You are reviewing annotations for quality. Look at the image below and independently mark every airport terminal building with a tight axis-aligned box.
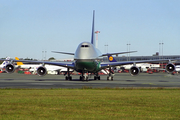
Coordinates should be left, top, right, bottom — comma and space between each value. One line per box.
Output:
102, 55, 180, 64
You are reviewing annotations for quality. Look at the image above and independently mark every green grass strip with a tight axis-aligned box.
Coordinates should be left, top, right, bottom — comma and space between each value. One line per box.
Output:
0, 89, 180, 119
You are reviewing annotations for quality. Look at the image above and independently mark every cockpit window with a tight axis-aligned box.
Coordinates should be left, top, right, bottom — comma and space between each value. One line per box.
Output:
81, 45, 89, 47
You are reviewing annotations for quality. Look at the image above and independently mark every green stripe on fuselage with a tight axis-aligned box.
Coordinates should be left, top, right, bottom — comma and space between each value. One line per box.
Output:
75, 60, 100, 72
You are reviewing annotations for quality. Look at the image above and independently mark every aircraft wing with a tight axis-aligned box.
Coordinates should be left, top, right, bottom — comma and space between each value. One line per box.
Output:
101, 51, 137, 56
51, 51, 74, 55
0, 59, 75, 69
100, 59, 174, 69
40, 61, 75, 69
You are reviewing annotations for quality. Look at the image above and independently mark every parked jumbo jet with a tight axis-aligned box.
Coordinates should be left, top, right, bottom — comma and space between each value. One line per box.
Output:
1, 11, 176, 81
107, 55, 160, 73
15, 57, 73, 74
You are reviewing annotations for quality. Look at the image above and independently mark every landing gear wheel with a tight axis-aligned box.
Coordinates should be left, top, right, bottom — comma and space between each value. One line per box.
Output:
65, 76, 72, 80
94, 75, 100, 80
98, 76, 100, 80
86, 77, 88, 81
111, 77, 113, 81
80, 76, 86, 81
80, 76, 82, 81
107, 76, 113, 80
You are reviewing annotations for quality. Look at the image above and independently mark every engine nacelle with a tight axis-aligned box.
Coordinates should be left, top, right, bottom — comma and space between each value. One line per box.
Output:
5, 64, 15, 73
129, 66, 140, 76
37, 66, 47, 76
165, 63, 175, 73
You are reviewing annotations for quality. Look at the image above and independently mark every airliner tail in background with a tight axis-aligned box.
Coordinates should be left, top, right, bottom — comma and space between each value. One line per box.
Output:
108, 55, 117, 62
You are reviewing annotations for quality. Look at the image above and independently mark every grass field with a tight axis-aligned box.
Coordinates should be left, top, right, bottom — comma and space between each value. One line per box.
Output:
0, 88, 180, 120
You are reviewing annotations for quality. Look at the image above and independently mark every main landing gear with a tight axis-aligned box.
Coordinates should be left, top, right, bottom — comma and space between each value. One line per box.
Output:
79, 72, 101, 81
65, 76, 72, 80
65, 68, 72, 80
107, 67, 114, 81
64, 70, 101, 81
94, 73, 100, 80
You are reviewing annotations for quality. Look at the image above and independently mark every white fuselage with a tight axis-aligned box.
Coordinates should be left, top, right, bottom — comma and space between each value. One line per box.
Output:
74, 42, 101, 60
175, 65, 180, 72
74, 42, 102, 73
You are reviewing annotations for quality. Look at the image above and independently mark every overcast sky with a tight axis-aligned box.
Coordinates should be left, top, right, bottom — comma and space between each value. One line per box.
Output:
1, 0, 180, 60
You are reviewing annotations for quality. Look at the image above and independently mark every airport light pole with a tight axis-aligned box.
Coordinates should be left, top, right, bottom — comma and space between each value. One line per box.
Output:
159, 42, 164, 59
105, 44, 108, 53
159, 42, 164, 69
42, 51, 44, 60
42, 51, 47, 61
162, 42, 164, 59
127, 43, 131, 61
159, 43, 161, 59
159, 43, 161, 69
45, 51, 47, 60
95, 31, 100, 48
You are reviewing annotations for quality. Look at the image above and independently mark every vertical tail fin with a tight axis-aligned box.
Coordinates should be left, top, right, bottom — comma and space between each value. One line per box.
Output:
15, 57, 24, 65
91, 10, 95, 45
108, 55, 117, 62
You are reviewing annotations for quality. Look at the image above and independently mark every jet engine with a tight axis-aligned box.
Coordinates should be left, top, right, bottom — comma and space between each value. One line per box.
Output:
129, 66, 140, 76
5, 64, 15, 73
165, 63, 175, 73
37, 66, 47, 76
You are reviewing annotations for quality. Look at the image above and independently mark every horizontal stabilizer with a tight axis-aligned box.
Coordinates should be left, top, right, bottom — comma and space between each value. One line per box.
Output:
52, 51, 74, 55
101, 51, 137, 56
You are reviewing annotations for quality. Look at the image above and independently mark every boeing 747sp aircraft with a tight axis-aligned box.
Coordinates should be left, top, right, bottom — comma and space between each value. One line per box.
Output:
1, 11, 176, 80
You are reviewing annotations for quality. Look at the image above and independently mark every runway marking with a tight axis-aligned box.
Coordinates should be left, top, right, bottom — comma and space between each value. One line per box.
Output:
142, 83, 156, 85
29, 83, 54, 85
159, 80, 169, 82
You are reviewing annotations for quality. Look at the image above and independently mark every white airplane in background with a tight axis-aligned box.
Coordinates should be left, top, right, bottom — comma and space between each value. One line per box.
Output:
0, 57, 11, 70
15, 57, 40, 69
1, 11, 177, 81
15, 57, 73, 74
175, 65, 180, 72
119, 63, 159, 72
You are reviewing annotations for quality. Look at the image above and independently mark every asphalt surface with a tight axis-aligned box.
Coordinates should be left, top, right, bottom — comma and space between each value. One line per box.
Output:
0, 72, 180, 89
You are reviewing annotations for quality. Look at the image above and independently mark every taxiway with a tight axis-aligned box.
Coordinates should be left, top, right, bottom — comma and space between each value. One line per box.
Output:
0, 73, 180, 89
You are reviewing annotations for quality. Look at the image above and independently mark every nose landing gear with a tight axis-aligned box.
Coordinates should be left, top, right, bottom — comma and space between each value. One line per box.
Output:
80, 72, 89, 81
